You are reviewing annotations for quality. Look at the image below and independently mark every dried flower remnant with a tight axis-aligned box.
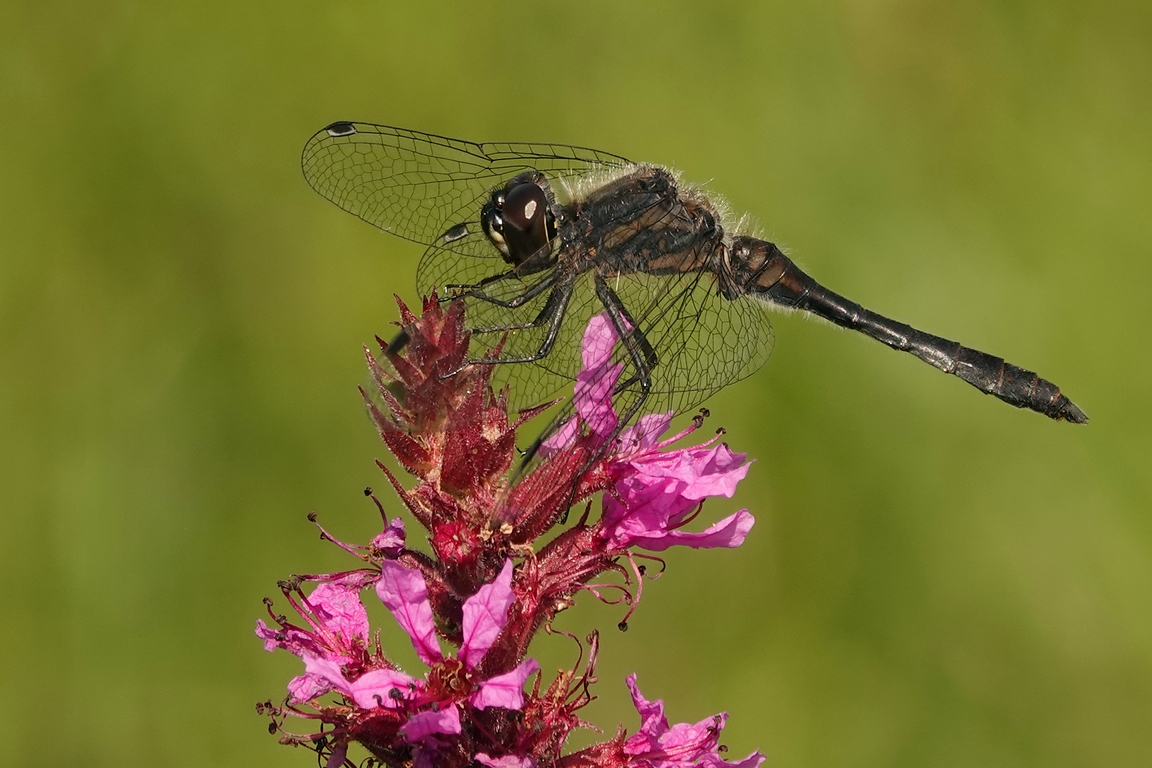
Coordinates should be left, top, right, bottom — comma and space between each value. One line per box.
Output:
256, 296, 764, 768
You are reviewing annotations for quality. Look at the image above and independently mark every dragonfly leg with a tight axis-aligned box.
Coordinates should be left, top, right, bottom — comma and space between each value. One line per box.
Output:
594, 275, 654, 424
442, 279, 575, 376
441, 267, 520, 298
465, 270, 559, 312
442, 242, 557, 300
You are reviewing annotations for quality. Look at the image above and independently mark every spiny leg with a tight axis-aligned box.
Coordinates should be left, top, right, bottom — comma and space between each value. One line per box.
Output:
594, 274, 655, 430
444, 278, 576, 376
466, 271, 560, 317
391, 271, 558, 355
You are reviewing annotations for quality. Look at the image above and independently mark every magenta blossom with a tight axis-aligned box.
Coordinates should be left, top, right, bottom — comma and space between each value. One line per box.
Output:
304, 560, 539, 743
255, 515, 407, 704
623, 675, 765, 768
601, 411, 754, 551
544, 313, 756, 552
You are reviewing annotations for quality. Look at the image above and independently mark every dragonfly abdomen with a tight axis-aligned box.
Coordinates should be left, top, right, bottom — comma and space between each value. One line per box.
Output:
729, 236, 1087, 423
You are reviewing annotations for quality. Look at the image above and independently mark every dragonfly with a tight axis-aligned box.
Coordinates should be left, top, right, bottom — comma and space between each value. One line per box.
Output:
301, 121, 1087, 453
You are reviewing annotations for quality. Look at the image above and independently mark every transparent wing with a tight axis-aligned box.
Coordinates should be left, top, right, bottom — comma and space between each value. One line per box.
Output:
615, 270, 775, 410
548, 269, 774, 428
301, 121, 630, 250
444, 254, 775, 422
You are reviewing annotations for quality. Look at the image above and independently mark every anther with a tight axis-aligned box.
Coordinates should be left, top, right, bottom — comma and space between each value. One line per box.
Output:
363, 487, 372, 496
307, 511, 318, 522
617, 621, 629, 632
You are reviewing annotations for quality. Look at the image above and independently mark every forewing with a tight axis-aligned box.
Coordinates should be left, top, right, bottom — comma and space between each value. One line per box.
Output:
301, 121, 629, 250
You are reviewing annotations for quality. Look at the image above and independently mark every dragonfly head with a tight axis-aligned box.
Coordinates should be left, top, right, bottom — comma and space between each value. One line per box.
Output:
481, 171, 558, 267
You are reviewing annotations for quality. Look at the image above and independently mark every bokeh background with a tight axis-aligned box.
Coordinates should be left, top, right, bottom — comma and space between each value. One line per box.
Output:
3, 1, 1150, 766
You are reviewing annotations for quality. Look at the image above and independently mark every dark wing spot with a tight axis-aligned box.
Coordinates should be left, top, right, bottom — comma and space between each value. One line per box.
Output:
442, 223, 470, 242
324, 121, 357, 137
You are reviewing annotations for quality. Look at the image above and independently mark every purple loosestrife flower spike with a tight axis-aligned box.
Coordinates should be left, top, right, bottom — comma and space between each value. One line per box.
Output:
256, 296, 763, 768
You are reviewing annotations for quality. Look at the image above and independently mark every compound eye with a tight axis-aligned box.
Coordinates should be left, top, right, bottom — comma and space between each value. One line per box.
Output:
502, 183, 547, 234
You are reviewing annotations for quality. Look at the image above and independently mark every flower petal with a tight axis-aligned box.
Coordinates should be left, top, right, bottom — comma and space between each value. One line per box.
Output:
625, 673, 669, 750
254, 619, 284, 653
347, 668, 421, 710
580, 313, 619, 369
611, 508, 756, 552
307, 582, 370, 645
459, 559, 516, 669
574, 360, 622, 439
723, 751, 769, 768
572, 314, 625, 438
539, 413, 580, 454
372, 516, 407, 557
287, 672, 332, 704
376, 560, 442, 666
325, 742, 349, 768
302, 654, 353, 697
623, 444, 749, 500
617, 411, 673, 452
475, 754, 536, 768
470, 658, 540, 710
400, 704, 462, 742
255, 620, 323, 658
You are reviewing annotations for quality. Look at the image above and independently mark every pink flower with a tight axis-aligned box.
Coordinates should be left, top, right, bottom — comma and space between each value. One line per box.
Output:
601, 414, 754, 552
543, 313, 756, 552
372, 515, 407, 556
623, 675, 765, 768
255, 573, 377, 703
255, 515, 409, 705
304, 559, 539, 746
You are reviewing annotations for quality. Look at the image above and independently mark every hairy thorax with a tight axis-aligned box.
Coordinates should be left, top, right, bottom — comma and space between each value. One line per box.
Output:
555, 165, 732, 282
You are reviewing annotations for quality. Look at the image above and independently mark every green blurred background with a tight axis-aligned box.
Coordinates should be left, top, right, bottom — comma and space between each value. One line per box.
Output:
2, 1, 1150, 766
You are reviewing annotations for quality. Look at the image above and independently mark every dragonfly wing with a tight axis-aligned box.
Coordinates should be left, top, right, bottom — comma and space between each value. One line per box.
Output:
302, 122, 630, 250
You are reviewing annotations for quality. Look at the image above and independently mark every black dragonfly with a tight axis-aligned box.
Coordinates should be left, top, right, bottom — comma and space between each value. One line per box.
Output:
302, 122, 1087, 449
